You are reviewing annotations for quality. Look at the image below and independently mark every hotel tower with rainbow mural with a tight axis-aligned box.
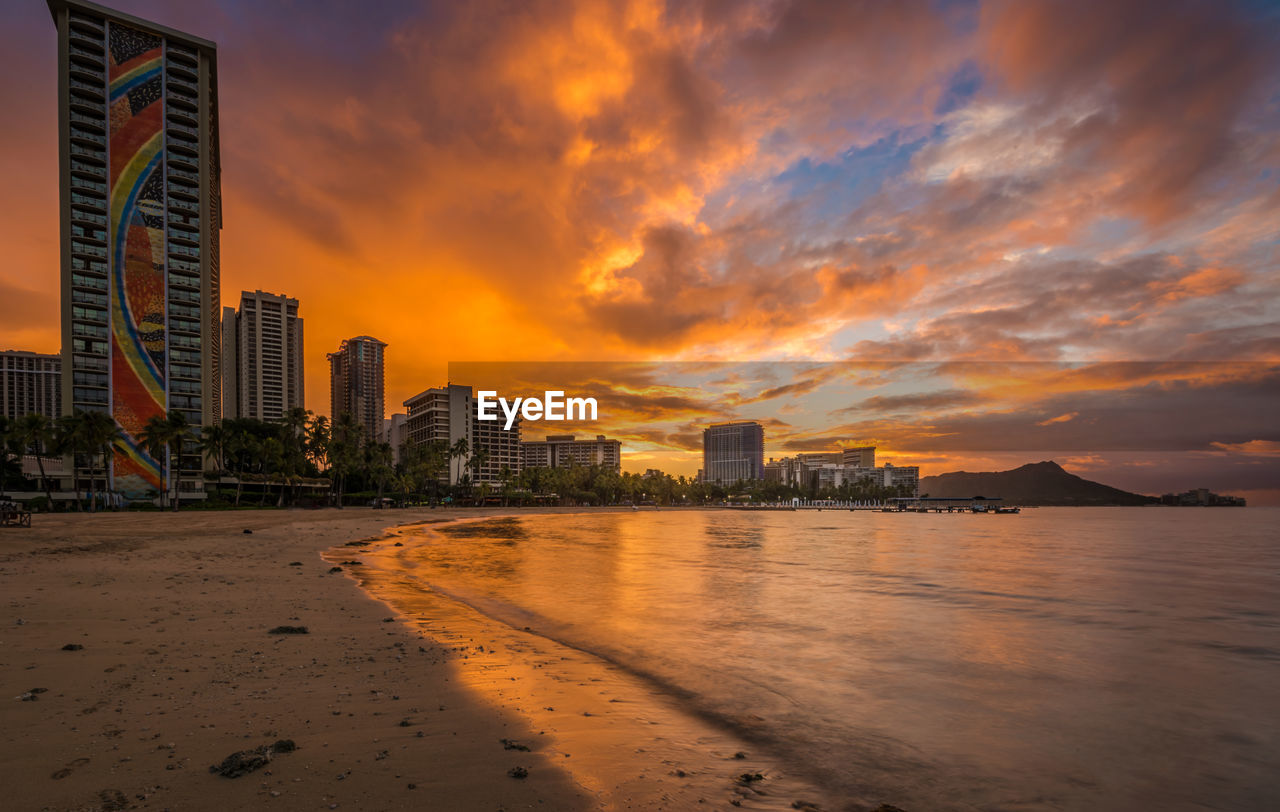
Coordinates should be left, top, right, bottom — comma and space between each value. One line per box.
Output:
49, 0, 220, 499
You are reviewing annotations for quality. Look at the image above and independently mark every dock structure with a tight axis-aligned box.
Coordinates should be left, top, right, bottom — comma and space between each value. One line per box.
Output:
719, 497, 1020, 513
888, 496, 1014, 513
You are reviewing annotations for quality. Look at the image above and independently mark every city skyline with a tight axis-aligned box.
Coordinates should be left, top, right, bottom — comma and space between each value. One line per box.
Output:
1, 0, 1277, 502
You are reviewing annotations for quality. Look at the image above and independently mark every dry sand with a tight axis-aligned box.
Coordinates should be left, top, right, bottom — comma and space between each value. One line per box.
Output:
1, 508, 832, 812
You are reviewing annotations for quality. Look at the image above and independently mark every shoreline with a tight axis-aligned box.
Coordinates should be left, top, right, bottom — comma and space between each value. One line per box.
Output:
327, 511, 834, 811
0, 507, 834, 812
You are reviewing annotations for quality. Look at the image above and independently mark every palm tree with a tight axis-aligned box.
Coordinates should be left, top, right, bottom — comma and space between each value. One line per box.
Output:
14, 413, 56, 507
449, 437, 469, 489
468, 445, 490, 499
306, 414, 331, 477
0, 416, 16, 499
367, 441, 394, 505
197, 422, 229, 474
141, 415, 172, 509
0, 416, 20, 498
261, 436, 285, 507
164, 412, 194, 511
80, 410, 121, 513
140, 412, 193, 511
54, 412, 88, 510
498, 464, 513, 507
329, 411, 363, 508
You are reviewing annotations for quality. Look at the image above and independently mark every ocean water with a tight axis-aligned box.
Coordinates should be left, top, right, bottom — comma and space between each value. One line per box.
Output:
391, 508, 1280, 811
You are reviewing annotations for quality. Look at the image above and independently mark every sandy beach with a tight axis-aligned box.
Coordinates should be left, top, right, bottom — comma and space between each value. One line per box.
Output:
1, 508, 830, 812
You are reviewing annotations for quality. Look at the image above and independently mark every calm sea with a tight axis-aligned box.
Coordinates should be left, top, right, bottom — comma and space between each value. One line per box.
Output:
394, 508, 1280, 811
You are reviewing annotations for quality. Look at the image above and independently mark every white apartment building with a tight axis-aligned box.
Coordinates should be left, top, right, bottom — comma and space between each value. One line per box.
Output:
221, 290, 304, 421
521, 434, 622, 472
403, 383, 519, 485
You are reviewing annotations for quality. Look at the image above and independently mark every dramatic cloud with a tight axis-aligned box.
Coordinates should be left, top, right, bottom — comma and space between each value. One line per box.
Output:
1, 0, 1277, 497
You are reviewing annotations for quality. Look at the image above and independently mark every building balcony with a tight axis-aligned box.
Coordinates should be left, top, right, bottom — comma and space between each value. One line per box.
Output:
68, 64, 104, 84
70, 240, 107, 259
69, 49, 105, 71
165, 61, 198, 81
69, 110, 105, 130
70, 174, 106, 194
71, 191, 106, 211
68, 16, 104, 36
69, 77, 104, 97
71, 273, 108, 292
167, 121, 199, 139
167, 74, 198, 95
69, 142, 105, 163
168, 196, 199, 214
167, 107, 198, 127
69, 95, 105, 116
167, 94, 198, 115
167, 182, 199, 202
70, 127, 106, 146
72, 322, 108, 338
68, 29, 103, 50
168, 166, 200, 185
167, 140, 199, 160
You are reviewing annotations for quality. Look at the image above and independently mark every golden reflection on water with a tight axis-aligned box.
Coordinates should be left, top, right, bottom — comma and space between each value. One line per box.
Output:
366, 508, 1280, 812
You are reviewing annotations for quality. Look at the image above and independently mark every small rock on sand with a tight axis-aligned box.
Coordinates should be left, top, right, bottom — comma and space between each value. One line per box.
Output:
209, 739, 297, 778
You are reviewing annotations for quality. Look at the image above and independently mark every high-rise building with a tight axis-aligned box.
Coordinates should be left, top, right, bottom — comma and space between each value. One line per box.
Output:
1, 350, 62, 421
384, 413, 408, 463
841, 446, 876, 468
702, 421, 764, 484
521, 434, 621, 472
221, 290, 304, 421
328, 336, 385, 441
403, 383, 520, 485
49, 0, 221, 498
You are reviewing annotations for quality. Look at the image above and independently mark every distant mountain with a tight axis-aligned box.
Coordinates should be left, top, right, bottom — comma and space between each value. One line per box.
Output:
918, 461, 1157, 506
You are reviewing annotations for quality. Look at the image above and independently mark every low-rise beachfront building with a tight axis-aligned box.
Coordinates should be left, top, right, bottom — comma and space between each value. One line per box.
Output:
762, 446, 919, 497
521, 434, 621, 472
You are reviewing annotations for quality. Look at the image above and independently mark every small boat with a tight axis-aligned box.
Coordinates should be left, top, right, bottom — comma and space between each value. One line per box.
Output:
993, 506, 1021, 514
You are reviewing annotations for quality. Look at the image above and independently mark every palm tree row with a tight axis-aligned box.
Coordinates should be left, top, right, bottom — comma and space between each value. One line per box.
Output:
0, 409, 123, 511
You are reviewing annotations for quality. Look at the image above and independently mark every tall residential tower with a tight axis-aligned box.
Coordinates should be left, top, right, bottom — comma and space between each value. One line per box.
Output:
221, 290, 304, 421
328, 336, 386, 442
0, 350, 62, 421
50, 0, 221, 497
702, 421, 764, 484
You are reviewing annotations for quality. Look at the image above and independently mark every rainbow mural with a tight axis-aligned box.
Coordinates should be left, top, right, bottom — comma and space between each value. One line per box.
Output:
108, 23, 166, 496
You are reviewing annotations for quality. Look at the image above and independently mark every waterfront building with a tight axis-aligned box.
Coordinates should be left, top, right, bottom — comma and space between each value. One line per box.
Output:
763, 450, 918, 497
327, 336, 385, 442
521, 434, 621, 472
1, 350, 62, 421
702, 421, 764, 484
384, 413, 407, 462
403, 383, 520, 485
1159, 488, 1246, 507
49, 0, 222, 498
221, 290, 303, 421
841, 446, 876, 468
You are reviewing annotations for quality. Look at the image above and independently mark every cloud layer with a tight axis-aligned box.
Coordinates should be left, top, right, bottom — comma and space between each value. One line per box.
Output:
1, 0, 1277, 496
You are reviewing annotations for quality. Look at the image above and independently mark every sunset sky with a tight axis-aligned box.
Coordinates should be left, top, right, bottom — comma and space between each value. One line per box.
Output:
1, 0, 1278, 499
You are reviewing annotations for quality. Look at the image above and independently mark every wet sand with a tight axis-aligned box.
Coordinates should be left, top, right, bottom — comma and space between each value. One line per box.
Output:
0, 508, 831, 811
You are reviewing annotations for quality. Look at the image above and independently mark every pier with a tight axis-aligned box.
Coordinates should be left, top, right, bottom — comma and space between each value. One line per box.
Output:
721, 496, 1019, 513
